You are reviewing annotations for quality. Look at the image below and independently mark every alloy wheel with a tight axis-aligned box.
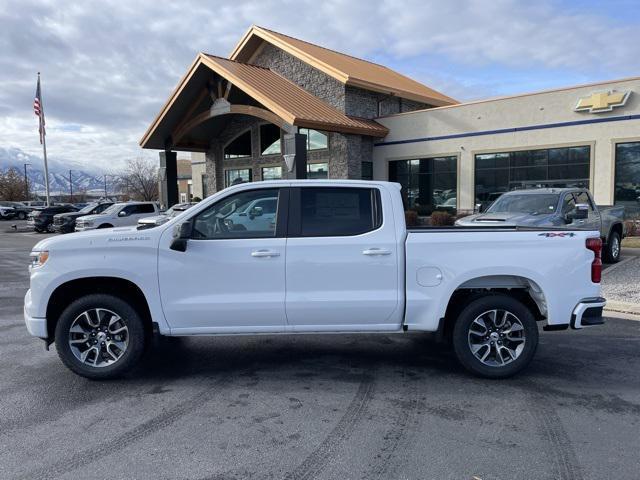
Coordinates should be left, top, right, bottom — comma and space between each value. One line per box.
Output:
611, 236, 620, 259
467, 309, 526, 367
68, 308, 129, 367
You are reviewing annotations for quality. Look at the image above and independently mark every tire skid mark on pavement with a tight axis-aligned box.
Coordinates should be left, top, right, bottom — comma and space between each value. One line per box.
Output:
360, 368, 420, 480
522, 379, 583, 480
17, 370, 246, 480
283, 371, 376, 480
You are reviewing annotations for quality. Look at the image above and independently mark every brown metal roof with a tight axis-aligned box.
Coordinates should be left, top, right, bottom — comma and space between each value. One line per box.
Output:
230, 26, 458, 107
139, 54, 388, 149
202, 55, 388, 136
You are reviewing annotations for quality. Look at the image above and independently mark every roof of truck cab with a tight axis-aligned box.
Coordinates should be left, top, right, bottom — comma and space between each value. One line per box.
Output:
501, 188, 583, 195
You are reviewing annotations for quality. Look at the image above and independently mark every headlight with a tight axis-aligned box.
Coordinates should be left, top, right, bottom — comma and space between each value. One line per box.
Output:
81, 220, 93, 227
30, 250, 49, 268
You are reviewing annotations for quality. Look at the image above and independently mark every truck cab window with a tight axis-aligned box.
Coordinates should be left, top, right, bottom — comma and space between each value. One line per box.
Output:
299, 187, 380, 237
192, 188, 280, 239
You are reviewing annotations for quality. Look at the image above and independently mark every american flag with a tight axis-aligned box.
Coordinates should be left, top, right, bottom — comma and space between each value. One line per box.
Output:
34, 75, 45, 144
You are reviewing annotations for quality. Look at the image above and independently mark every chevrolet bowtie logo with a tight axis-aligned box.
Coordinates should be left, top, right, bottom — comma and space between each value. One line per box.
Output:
575, 90, 631, 113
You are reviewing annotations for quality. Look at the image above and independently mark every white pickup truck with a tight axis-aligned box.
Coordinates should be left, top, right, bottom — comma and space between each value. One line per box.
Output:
75, 201, 160, 231
25, 180, 606, 380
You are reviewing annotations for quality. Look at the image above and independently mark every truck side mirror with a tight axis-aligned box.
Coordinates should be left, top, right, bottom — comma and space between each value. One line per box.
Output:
170, 220, 193, 252
118, 210, 128, 217
249, 206, 263, 219
574, 204, 589, 220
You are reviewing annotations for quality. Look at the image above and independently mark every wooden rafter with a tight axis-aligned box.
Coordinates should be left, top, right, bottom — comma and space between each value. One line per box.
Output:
172, 103, 294, 145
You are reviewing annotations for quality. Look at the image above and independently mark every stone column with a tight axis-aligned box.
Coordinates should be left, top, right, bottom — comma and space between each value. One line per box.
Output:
205, 141, 225, 193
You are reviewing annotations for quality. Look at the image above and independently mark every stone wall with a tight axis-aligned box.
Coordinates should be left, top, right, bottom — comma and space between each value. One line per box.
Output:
251, 43, 345, 111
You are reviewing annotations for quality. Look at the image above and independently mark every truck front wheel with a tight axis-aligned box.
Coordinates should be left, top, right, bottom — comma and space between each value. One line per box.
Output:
54, 294, 146, 380
452, 294, 538, 378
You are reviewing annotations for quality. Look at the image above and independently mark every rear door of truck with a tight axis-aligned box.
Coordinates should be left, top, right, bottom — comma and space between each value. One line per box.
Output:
284, 184, 403, 331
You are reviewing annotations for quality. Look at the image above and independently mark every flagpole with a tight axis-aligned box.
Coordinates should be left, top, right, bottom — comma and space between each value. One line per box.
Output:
38, 72, 51, 207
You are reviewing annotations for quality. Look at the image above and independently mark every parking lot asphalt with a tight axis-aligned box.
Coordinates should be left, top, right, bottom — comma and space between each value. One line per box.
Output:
1, 225, 639, 480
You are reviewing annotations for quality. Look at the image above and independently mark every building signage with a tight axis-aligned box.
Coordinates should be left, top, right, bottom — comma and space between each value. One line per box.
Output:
574, 90, 631, 113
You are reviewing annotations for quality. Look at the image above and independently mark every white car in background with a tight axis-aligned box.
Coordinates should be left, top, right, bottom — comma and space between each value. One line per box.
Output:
137, 202, 197, 230
223, 196, 278, 232
75, 202, 159, 231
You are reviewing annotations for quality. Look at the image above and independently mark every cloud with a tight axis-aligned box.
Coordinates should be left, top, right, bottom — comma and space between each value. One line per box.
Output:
0, 0, 639, 172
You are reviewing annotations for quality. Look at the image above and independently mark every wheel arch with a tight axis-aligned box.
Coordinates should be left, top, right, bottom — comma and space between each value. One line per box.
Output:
46, 276, 153, 341
607, 222, 623, 243
440, 275, 547, 341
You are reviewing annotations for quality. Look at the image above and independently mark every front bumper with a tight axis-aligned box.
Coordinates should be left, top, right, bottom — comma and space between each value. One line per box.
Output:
571, 297, 606, 329
24, 289, 47, 338
53, 223, 74, 233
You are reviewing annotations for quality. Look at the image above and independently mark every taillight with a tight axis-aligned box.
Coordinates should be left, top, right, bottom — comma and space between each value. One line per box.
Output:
586, 238, 602, 283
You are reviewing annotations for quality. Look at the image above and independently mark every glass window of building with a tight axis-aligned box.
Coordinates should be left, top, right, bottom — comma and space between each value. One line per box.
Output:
475, 146, 590, 208
362, 161, 373, 180
615, 142, 640, 216
299, 128, 328, 151
308, 163, 329, 179
225, 168, 252, 187
262, 166, 282, 180
224, 130, 252, 159
388, 156, 457, 215
260, 124, 281, 156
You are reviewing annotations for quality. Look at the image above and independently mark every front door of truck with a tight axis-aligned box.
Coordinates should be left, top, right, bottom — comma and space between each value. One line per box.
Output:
158, 187, 287, 332
285, 186, 402, 330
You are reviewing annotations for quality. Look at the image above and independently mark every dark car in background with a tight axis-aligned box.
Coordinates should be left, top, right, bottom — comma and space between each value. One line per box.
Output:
456, 188, 626, 262
52, 202, 114, 233
0, 201, 33, 220
28, 205, 78, 233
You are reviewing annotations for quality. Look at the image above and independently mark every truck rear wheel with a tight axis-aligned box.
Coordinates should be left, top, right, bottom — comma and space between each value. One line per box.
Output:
603, 231, 621, 263
54, 294, 146, 380
452, 294, 538, 378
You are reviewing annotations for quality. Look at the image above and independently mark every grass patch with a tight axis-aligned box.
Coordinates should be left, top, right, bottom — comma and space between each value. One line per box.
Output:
622, 237, 640, 248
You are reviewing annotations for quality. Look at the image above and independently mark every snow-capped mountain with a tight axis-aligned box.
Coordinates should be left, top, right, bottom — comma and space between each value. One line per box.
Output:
0, 147, 109, 195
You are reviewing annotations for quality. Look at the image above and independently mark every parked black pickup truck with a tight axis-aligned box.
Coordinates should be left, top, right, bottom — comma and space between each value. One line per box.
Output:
457, 188, 626, 262
28, 205, 78, 233
52, 202, 113, 233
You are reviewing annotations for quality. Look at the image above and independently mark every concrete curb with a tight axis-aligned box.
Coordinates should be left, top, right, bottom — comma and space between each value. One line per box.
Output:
604, 300, 640, 318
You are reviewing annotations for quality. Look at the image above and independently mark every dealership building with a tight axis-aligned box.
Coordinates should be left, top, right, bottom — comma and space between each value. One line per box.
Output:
142, 26, 640, 216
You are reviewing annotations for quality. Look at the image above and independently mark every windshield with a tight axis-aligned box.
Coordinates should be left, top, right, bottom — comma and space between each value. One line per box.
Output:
78, 203, 99, 214
487, 194, 559, 215
101, 204, 122, 215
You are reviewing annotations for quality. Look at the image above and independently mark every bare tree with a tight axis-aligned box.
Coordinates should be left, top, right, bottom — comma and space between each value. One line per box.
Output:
0, 167, 27, 201
118, 157, 158, 201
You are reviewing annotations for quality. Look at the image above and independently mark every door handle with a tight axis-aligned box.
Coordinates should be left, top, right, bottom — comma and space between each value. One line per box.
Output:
251, 249, 280, 258
362, 248, 392, 256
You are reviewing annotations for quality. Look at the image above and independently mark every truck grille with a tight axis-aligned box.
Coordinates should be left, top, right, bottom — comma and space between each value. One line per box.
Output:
53, 217, 63, 226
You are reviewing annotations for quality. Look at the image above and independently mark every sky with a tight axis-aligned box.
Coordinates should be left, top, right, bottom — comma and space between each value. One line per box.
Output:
1, 0, 639, 173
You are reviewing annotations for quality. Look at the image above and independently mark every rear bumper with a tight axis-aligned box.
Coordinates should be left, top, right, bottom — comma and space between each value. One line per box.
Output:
24, 289, 47, 338
571, 297, 606, 329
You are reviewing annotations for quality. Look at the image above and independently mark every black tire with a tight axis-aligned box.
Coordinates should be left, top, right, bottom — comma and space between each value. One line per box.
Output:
97, 223, 113, 229
452, 294, 539, 379
54, 294, 147, 380
603, 231, 621, 264
17, 212, 27, 220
